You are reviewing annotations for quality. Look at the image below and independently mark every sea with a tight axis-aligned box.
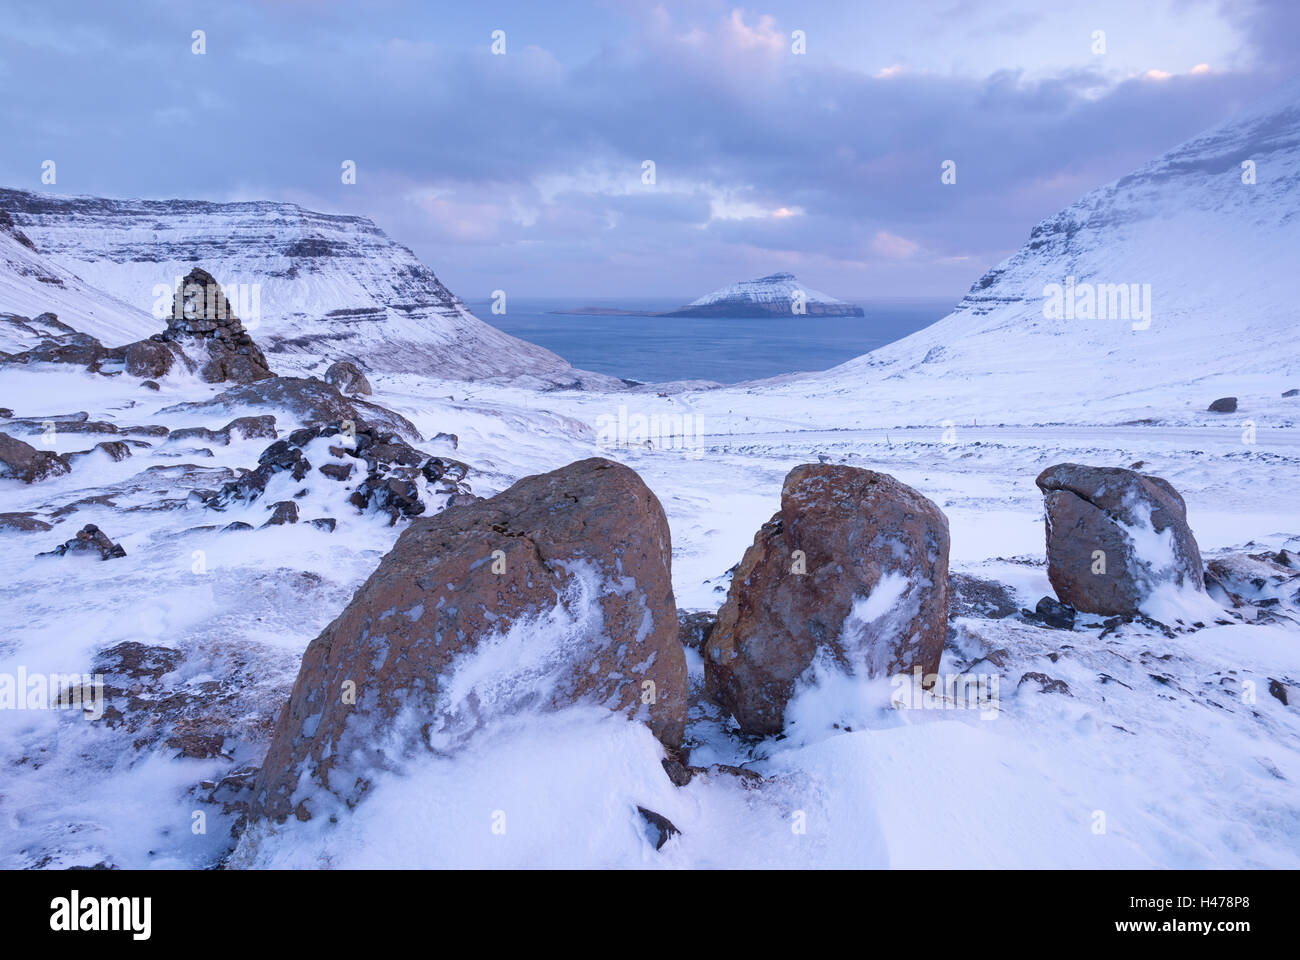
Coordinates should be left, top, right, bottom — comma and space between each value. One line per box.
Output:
467, 297, 955, 384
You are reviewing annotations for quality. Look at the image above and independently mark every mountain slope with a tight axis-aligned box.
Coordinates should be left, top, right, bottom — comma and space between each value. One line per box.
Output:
756, 87, 1300, 425
0, 189, 607, 385
0, 211, 154, 348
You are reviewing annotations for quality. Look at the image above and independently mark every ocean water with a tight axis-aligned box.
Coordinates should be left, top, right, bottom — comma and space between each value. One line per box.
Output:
469, 297, 955, 384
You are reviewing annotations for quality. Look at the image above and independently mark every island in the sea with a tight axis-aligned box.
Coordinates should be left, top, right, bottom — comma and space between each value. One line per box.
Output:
549, 273, 865, 318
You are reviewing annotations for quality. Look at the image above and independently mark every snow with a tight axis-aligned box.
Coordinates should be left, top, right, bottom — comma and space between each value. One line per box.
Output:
686, 272, 853, 309
2, 91, 1299, 869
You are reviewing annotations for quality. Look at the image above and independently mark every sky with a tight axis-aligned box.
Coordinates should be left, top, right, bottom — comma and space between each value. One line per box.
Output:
1, 0, 1297, 301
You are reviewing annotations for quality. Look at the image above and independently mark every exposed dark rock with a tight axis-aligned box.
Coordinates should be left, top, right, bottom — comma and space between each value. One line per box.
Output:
263, 500, 300, 526
124, 339, 179, 379
1027, 596, 1076, 630
0, 511, 53, 532
637, 807, 681, 850
155, 267, 273, 384
949, 573, 1020, 619
1283, 389, 1299, 398
0, 431, 71, 483
677, 610, 718, 652
1018, 672, 1071, 695
323, 359, 372, 396
1208, 396, 1237, 413
319, 462, 353, 481
67, 440, 132, 464
306, 517, 336, 532
37, 523, 126, 560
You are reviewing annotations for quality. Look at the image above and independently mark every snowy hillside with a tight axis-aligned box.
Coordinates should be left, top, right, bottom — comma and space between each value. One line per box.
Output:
768, 88, 1300, 426
666, 272, 864, 317
0, 188, 608, 385
1, 91, 1298, 873
0, 211, 152, 348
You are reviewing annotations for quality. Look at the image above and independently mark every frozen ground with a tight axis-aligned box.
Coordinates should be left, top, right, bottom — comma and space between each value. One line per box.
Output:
1, 357, 1297, 869
2, 89, 1298, 868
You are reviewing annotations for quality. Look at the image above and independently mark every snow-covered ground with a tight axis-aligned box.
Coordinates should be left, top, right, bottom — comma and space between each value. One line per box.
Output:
1, 89, 1298, 869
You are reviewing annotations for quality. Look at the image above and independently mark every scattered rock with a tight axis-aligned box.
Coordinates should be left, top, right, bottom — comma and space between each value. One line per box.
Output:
1018, 672, 1071, 695
677, 610, 717, 652
704, 464, 950, 736
141, 380, 160, 392
124, 339, 178, 379
323, 360, 372, 396
1027, 596, 1076, 630
1036, 463, 1203, 616
949, 573, 1019, 619
1208, 396, 1237, 413
37, 523, 126, 560
263, 500, 299, 526
0, 511, 53, 532
160, 376, 420, 442
246, 457, 686, 824
1283, 388, 1299, 398
306, 517, 336, 532
67, 440, 132, 464
0, 431, 71, 483
636, 807, 680, 850
318, 462, 353, 481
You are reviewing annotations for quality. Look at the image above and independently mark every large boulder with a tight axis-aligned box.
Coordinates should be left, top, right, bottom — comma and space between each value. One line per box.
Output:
124, 339, 178, 379
703, 464, 950, 737
0, 431, 71, 483
1035, 463, 1204, 616
323, 360, 372, 396
246, 457, 685, 824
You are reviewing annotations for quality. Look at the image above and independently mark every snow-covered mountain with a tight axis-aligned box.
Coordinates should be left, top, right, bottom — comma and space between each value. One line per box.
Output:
665, 272, 864, 317
0, 188, 608, 385
0, 210, 151, 348
775, 87, 1300, 424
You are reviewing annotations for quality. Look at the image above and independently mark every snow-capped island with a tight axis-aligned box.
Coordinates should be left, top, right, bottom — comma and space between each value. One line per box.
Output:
662, 273, 865, 318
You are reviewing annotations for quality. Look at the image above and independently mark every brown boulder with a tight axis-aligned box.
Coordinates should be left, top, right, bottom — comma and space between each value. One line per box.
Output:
704, 464, 950, 736
0, 431, 71, 483
124, 339, 178, 379
246, 457, 685, 824
1035, 463, 1204, 616
323, 360, 372, 396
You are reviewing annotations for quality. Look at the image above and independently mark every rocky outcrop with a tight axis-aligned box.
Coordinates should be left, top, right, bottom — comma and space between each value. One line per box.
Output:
703, 464, 950, 736
201, 418, 472, 524
159, 376, 420, 442
1208, 397, 1237, 413
134, 268, 273, 384
1036, 463, 1204, 616
0, 431, 71, 483
36, 523, 126, 560
323, 360, 372, 396
245, 457, 685, 824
